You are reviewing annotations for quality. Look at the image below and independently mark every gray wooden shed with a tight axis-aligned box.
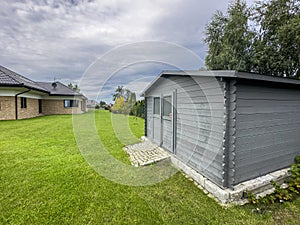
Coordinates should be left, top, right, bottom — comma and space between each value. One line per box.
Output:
143, 70, 300, 189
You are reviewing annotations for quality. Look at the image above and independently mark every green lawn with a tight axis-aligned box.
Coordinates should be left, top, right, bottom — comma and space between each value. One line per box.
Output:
0, 110, 299, 224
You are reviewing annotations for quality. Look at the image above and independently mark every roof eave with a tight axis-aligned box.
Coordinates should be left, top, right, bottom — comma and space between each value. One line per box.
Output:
0, 83, 23, 87
142, 70, 237, 95
49, 93, 87, 98
49, 94, 81, 96
0, 83, 49, 93
142, 70, 300, 95
236, 71, 300, 85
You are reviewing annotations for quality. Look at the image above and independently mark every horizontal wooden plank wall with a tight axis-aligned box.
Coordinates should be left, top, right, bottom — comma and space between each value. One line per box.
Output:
146, 75, 226, 186
153, 117, 161, 144
146, 97, 153, 139
162, 119, 172, 151
234, 82, 300, 184
176, 76, 226, 186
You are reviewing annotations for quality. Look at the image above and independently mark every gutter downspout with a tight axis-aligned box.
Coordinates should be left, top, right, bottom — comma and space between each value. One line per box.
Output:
15, 89, 30, 120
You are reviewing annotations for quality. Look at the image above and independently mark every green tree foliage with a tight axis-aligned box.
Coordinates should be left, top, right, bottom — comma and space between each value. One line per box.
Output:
111, 96, 129, 114
112, 86, 124, 101
204, 11, 228, 69
204, 0, 300, 78
205, 0, 253, 71
99, 101, 106, 107
131, 100, 145, 118
67, 83, 80, 92
128, 92, 137, 110
111, 86, 144, 117
253, 0, 300, 77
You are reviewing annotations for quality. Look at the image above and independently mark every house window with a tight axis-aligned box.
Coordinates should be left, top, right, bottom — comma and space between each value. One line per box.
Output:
153, 97, 160, 115
21, 97, 27, 108
64, 100, 79, 108
163, 96, 172, 117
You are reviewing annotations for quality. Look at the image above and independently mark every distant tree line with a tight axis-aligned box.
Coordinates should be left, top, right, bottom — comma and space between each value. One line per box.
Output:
131, 100, 145, 118
111, 86, 144, 118
68, 83, 80, 92
204, 0, 300, 78
95, 101, 110, 110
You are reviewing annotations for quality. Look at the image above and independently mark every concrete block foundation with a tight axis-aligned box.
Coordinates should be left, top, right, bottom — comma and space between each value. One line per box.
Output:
171, 155, 290, 204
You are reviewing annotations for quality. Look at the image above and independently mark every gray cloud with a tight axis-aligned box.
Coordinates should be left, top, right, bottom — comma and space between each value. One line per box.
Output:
0, 0, 254, 102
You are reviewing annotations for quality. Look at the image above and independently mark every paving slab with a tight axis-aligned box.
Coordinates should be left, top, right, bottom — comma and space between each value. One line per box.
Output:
123, 138, 170, 166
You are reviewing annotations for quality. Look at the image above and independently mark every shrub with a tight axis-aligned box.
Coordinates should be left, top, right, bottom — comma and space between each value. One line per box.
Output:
286, 155, 300, 195
247, 155, 300, 207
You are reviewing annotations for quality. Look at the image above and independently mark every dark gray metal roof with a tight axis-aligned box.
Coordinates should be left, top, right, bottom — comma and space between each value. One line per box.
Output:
0, 65, 48, 92
161, 70, 237, 77
143, 70, 300, 94
36, 81, 84, 97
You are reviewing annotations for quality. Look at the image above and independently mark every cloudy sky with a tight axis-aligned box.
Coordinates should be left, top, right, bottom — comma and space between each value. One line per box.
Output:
0, 0, 254, 102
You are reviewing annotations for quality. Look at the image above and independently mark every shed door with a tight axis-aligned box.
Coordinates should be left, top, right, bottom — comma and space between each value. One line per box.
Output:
152, 92, 177, 153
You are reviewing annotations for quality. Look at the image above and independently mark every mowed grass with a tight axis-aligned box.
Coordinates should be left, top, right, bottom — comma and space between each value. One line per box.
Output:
0, 110, 299, 224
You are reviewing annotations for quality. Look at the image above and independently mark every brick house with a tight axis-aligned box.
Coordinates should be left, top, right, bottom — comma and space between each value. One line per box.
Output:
0, 65, 87, 120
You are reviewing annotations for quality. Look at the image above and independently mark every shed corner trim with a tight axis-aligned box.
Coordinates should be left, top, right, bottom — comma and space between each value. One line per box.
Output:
223, 78, 237, 188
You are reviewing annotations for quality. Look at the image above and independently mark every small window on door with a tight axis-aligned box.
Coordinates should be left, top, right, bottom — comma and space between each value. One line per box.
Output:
163, 96, 172, 116
153, 97, 160, 115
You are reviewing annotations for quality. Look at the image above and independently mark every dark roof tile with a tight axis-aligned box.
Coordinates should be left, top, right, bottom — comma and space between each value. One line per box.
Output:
0, 65, 47, 92
36, 82, 84, 96
0, 70, 20, 84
